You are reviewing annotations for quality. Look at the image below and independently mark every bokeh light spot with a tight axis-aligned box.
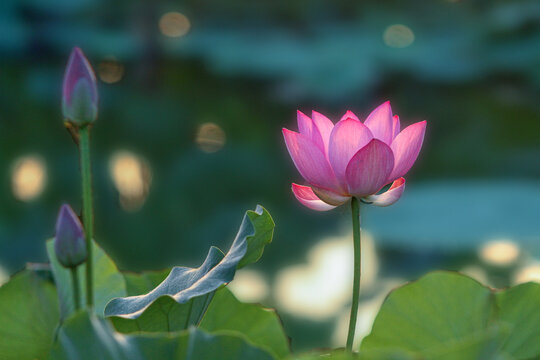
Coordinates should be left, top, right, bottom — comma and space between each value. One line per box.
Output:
98, 58, 124, 84
159, 12, 191, 38
332, 279, 404, 348
228, 269, 269, 303
195, 122, 226, 153
11, 155, 47, 201
109, 151, 152, 212
0, 265, 8, 286
513, 263, 540, 284
460, 265, 490, 286
479, 239, 520, 267
383, 24, 415, 48
274, 233, 377, 320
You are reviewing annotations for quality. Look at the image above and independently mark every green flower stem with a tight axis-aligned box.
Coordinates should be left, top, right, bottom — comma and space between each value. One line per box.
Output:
70, 267, 81, 310
346, 197, 361, 352
78, 126, 94, 307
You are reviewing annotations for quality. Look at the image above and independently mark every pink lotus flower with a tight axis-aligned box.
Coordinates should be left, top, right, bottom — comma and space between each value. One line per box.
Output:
283, 101, 426, 211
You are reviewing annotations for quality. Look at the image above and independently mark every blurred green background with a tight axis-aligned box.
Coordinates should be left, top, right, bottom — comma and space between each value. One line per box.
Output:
1, 0, 539, 352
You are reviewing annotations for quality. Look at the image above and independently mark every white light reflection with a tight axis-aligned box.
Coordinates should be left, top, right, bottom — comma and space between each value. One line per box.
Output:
479, 239, 520, 267
513, 263, 540, 284
460, 265, 490, 286
98, 57, 124, 84
0, 265, 8, 286
109, 151, 152, 212
11, 155, 47, 201
274, 232, 378, 320
195, 122, 226, 153
332, 279, 405, 349
383, 24, 415, 48
228, 269, 269, 303
159, 12, 191, 38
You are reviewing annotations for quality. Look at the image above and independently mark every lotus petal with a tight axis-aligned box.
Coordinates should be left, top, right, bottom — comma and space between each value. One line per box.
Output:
345, 139, 394, 197
364, 177, 405, 207
292, 184, 337, 211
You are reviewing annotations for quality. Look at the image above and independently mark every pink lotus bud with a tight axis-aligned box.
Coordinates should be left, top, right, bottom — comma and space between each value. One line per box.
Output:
283, 102, 426, 211
54, 204, 87, 268
62, 47, 98, 126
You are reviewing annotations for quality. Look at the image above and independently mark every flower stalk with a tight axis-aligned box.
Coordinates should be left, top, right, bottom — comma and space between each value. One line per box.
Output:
346, 197, 361, 352
70, 267, 81, 310
78, 125, 94, 307
62, 47, 98, 308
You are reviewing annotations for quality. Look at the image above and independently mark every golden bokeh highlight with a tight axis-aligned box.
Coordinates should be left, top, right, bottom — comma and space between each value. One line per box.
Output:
383, 24, 415, 48
195, 122, 226, 153
98, 58, 125, 84
0, 265, 8, 286
332, 279, 404, 348
479, 239, 520, 267
109, 151, 152, 211
513, 264, 540, 284
11, 155, 47, 201
274, 233, 378, 320
159, 12, 191, 38
460, 265, 489, 285
228, 269, 269, 303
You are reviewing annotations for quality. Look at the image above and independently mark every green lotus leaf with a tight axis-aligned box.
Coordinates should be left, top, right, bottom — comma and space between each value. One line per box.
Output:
291, 348, 416, 360
123, 269, 171, 296
496, 282, 540, 358
49, 310, 275, 360
46, 238, 127, 318
0, 270, 59, 360
104, 206, 274, 332
361, 271, 540, 359
200, 287, 290, 359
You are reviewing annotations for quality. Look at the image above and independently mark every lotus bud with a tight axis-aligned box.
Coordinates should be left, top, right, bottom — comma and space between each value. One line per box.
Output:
62, 47, 98, 126
54, 204, 87, 268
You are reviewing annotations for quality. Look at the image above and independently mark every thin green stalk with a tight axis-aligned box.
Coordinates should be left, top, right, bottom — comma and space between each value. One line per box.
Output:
79, 126, 94, 307
70, 267, 81, 310
346, 197, 361, 352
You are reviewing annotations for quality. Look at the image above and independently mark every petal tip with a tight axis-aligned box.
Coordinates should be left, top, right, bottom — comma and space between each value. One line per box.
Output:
282, 127, 295, 135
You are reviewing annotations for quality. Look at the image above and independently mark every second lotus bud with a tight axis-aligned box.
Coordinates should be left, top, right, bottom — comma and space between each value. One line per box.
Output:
54, 204, 87, 268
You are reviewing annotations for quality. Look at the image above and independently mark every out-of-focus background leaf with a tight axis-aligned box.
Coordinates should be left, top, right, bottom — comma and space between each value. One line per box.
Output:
0, 0, 539, 352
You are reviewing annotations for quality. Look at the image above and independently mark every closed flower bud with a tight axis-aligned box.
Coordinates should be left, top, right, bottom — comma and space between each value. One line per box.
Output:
62, 47, 98, 126
54, 204, 87, 268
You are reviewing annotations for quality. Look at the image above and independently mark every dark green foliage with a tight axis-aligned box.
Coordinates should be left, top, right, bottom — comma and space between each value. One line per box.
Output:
50, 311, 276, 360
0, 271, 59, 360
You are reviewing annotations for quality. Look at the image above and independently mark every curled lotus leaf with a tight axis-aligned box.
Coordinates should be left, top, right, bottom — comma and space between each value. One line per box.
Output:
104, 205, 274, 328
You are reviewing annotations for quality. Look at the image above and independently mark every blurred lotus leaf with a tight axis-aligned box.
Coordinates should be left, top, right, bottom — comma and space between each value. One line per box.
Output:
0, 270, 59, 360
50, 310, 275, 360
361, 271, 540, 358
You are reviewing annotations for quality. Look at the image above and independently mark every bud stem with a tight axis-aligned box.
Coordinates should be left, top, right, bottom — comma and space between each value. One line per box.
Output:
79, 125, 94, 307
346, 197, 361, 352
70, 267, 81, 310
